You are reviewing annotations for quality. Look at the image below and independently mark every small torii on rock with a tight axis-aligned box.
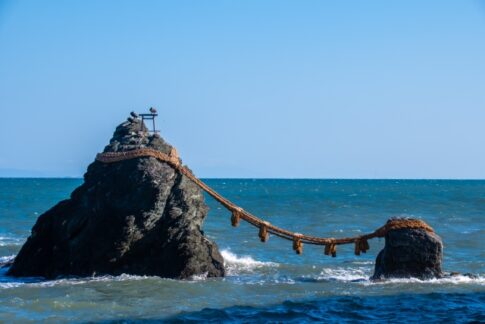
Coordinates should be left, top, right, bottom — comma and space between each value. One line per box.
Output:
130, 107, 159, 133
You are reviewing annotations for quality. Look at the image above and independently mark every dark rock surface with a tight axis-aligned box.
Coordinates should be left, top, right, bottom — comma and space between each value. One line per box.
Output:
372, 218, 443, 280
8, 117, 225, 279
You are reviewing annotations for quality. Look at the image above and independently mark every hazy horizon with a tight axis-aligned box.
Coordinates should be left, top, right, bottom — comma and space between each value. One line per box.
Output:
1, 174, 484, 180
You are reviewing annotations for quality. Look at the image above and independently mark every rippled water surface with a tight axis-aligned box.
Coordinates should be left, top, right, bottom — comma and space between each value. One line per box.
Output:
0, 179, 484, 322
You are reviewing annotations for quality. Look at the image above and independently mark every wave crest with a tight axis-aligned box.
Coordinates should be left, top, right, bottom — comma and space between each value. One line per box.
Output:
366, 274, 485, 286
0, 255, 15, 264
0, 272, 158, 289
302, 267, 485, 286
0, 236, 23, 247
307, 267, 370, 282
221, 249, 278, 276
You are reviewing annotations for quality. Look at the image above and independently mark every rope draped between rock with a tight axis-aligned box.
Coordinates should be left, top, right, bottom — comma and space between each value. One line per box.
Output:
96, 148, 435, 256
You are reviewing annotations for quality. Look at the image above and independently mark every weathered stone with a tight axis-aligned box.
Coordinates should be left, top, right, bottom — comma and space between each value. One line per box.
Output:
8, 117, 224, 279
372, 218, 443, 280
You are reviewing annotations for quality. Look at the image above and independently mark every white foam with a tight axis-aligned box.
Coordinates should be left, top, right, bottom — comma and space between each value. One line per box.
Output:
0, 236, 23, 247
188, 272, 209, 281
0, 282, 24, 289
311, 267, 485, 286
0, 249, 280, 288
316, 267, 370, 282
366, 274, 485, 286
221, 249, 278, 276
0, 255, 15, 263
0, 273, 157, 289
351, 261, 374, 265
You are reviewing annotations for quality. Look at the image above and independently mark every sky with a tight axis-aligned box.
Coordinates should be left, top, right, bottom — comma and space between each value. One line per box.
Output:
0, 0, 484, 179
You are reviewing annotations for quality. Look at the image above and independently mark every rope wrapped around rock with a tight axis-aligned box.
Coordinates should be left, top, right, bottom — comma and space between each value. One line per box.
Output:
96, 148, 434, 256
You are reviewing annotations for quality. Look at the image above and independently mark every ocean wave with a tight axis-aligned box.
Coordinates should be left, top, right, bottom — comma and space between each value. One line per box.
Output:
300, 267, 485, 286
169, 292, 485, 323
365, 274, 485, 286
0, 255, 15, 263
0, 249, 280, 288
350, 260, 374, 265
0, 236, 23, 247
0, 282, 24, 289
221, 249, 279, 276
188, 272, 209, 281
1, 250, 482, 290
310, 267, 370, 282
0, 272, 159, 289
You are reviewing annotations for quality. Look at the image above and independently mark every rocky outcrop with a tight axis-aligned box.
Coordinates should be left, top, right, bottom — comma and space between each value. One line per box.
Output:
8, 116, 225, 279
372, 218, 443, 280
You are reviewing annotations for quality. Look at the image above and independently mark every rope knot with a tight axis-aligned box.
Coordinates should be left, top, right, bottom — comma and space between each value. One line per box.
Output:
169, 147, 179, 159
167, 148, 181, 168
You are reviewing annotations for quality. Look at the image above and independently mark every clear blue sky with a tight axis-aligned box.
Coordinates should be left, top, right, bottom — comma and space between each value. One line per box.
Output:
1, 0, 484, 178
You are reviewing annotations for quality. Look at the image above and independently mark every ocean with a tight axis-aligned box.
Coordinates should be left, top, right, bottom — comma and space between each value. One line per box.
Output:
0, 178, 484, 322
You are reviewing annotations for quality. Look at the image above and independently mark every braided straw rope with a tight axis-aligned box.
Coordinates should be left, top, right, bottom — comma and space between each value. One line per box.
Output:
96, 148, 434, 255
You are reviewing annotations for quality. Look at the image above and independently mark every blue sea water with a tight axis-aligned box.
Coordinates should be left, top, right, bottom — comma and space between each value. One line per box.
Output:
0, 178, 484, 322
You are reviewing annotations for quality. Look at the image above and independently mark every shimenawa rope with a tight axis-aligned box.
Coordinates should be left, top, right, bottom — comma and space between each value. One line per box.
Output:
96, 147, 434, 256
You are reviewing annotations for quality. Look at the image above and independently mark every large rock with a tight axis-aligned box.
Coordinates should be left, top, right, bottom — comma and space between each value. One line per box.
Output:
372, 218, 443, 280
8, 117, 225, 279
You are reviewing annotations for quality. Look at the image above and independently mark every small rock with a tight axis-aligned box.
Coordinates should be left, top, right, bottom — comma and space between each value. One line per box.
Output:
372, 218, 443, 280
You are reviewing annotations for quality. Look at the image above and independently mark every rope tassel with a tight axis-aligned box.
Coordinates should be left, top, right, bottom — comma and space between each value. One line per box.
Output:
360, 239, 369, 253
354, 238, 370, 255
231, 208, 242, 227
259, 222, 269, 242
293, 234, 303, 255
325, 240, 337, 257
354, 240, 361, 256
330, 243, 337, 257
